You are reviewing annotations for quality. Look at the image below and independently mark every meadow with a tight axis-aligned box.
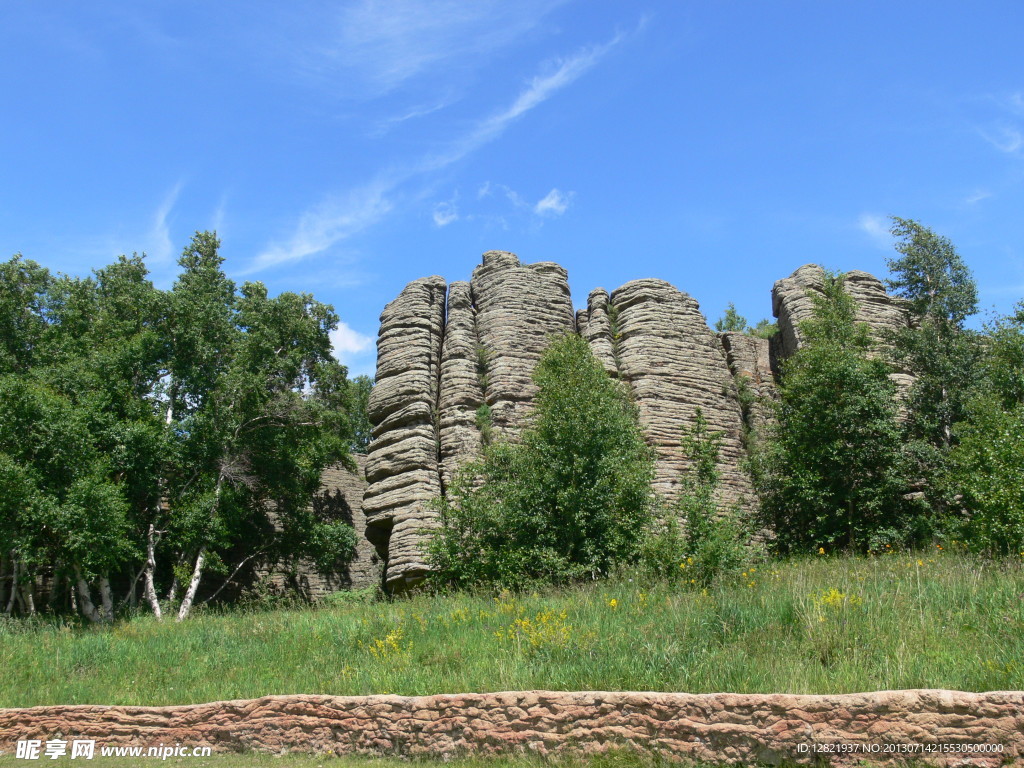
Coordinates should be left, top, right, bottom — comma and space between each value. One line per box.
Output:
1, 551, 1023, 709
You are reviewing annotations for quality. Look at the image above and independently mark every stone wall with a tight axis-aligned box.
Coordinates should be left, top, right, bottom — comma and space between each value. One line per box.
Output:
2, 690, 1020, 767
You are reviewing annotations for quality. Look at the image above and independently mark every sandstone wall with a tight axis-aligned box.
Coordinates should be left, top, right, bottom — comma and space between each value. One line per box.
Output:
603, 280, 754, 508
360, 255, 912, 591
720, 332, 779, 434
469, 251, 576, 438
3, 690, 1020, 767
772, 264, 910, 359
362, 277, 447, 591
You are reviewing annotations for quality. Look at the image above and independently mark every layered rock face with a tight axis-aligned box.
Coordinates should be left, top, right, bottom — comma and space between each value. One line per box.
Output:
772, 264, 910, 358
720, 332, 779, 433
362, 277, 447, 592
258, 455, 380, 596
363, 254, 575, 590
360, 254, 909, 590
582, 281, 754, 508
468, 251, 576, 437
771, 264, 913, 398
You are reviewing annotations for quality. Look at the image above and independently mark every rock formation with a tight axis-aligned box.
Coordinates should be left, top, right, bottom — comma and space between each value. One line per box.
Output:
772, 264, 910, 358
259, 455, 380, 596
771, 264, 914, 398
361, 276, 447, 592
354, 253, 910, 591
720, 332, 778, 433
582, 280, 754, 509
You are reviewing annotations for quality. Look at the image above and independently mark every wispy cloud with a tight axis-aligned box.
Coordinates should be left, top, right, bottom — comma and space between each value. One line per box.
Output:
478, 182, 574, 219
324, 0, 568, 95
432, 200, 458, 227
329, 320, 373, 362
250, 25, 630, 272
858, 213, 892, 249
979, 124, 1023, 154
144, 181, 184, 264
964, 188, 993, 205
534, 188, 573, 216
425, 33, 625, 171
248, 182, 393, 273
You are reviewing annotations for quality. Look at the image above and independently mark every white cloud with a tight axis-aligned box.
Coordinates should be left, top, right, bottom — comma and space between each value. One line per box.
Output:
248, 26, 631, 272
326, 0, 568, 95
146, 181, 183, 263
858, 213, 892, 249
247, 182, 392, 273
534, 188, 572, 216
432, 200, 458, 227
329, 321, 373, 363
431, 35, 623, 168
979, 124, 1023, 154
964, 188, 993, 205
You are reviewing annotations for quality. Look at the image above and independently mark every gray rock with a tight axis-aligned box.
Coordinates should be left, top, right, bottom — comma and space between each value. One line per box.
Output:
580, 288, 619, 376
609, 279, 755, 511
362, 276, 447, 591
720, 332, 778, 434
772, 264, 910, 359
258, 455, 380, 596
469, 251, 575, 438
438, 281, 484, 491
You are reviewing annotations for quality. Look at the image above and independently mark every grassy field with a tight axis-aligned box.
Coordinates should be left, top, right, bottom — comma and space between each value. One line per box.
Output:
1, 551, 1023, 708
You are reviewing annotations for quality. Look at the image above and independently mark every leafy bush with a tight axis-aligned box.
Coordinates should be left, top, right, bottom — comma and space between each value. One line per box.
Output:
757, 272, 915, 553
642, 408, 753, 586
948, 303, 1024, 553
428, 333, 655, 589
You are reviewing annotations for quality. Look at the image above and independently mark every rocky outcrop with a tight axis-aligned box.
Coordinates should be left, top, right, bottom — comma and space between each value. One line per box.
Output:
363, 254, 577, 590
771, 264, 914, 401
772, 264, 910, 359
720, 332, 779, 434
437, 281, 484, 492
362, 277, 447, 592
256, 455, 380, 596
469, 251, 575, 437
3, 690, 1020, 767
604, 280, 754, 508
579, 288, 619, 376
358, 255, 912, 591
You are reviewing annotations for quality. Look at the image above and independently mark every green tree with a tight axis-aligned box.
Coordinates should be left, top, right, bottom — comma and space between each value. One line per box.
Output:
346, 375, 374, 453
162, 232, 353, 619
885, 218, 980, 511
714, 302, 748, 332
759, 272, 911, 553
429, 333, 654, 589
948, 302, 1024, 552
748, 318, 778, 339
642, 408, 752, 585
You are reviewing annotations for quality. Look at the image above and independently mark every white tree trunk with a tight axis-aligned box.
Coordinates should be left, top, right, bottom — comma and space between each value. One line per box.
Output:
74, 566, 102, 624
22, 584, 35, 615
144, 524, 162, 620
3, 558, 17, 616
98, 575, 114, 622
176, 546, 206, 622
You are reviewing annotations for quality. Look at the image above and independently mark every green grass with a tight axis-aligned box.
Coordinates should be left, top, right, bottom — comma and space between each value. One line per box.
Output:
1, 551, 1023, 708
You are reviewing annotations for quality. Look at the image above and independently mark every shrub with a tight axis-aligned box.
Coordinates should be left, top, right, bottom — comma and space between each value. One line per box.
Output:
428, 333, 655, 589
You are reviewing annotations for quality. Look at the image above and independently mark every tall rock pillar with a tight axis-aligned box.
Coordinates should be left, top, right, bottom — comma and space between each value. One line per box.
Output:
362, 276, 447, 591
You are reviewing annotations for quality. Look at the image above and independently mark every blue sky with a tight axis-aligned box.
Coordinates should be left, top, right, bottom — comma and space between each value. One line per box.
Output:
2, 2, 1023, 378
